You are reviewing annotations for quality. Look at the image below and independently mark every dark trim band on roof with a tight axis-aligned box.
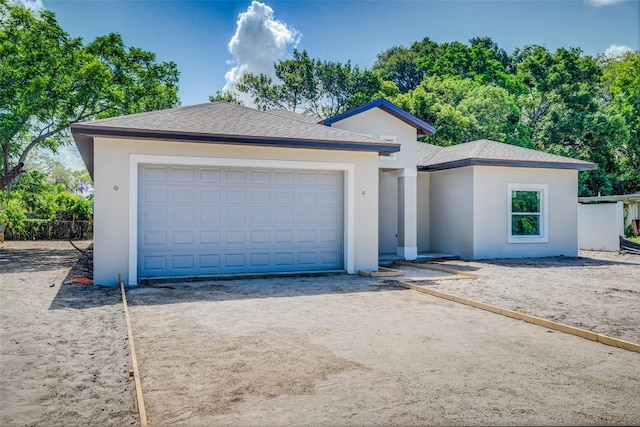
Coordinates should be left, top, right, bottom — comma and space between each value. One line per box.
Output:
70, 124, 401, 154
323, 98, 436, 136
418, 158, 598, 172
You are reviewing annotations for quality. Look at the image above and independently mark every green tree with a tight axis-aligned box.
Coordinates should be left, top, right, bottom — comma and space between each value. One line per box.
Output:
393, 76, 519, 146
373, 45, 423, 93
9, 170, 57, 219
601, 51, 640, 193
209, 90, 244, 105
372, 37, 439, 93
234, 49, 381, 117
0, 1, 179, 190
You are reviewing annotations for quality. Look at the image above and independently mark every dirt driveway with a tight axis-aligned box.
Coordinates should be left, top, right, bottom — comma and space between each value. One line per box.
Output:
126, 256, 640, 426
1, 241, 639, 426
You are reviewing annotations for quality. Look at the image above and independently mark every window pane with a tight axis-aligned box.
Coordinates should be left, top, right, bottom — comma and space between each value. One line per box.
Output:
512, 214, 540, 236
512, 191, 540, 213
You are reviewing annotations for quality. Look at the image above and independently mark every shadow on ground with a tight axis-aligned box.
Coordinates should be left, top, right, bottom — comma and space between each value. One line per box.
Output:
48, 244, 125, 310
475, 255, 640, 268
124, 276, 408, 307
0, 247, 80, 274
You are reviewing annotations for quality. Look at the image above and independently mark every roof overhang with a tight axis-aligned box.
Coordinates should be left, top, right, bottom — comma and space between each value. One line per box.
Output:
417, 158, 598, 172
71, 124, 401, 179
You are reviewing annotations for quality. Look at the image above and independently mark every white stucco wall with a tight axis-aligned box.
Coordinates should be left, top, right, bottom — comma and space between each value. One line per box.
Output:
578, 202, 624, 251
472, 166, 580, 259
93, 136, 380, 285
429, 167, 474, 258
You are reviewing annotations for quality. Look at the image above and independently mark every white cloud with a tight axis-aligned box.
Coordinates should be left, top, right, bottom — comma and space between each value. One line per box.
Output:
8, 0, 44, 13
585, 0, 626, 7
223, 1, 300, 94
603, 44, 633, 58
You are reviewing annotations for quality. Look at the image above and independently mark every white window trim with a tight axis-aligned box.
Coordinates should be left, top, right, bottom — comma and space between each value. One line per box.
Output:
129, 154, 356, 284
379, 135, 397, 160
507, 183, 548, 244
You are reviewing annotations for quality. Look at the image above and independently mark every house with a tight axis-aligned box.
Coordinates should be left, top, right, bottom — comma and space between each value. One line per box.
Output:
71, 99, 596, 285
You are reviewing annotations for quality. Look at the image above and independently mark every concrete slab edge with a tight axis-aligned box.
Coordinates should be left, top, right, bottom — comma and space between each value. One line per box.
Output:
397, 280, 640, 354
393, 260, 481, 278
359, 266, 404, 277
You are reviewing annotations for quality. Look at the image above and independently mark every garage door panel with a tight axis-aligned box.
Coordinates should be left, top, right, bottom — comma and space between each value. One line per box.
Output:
200, 169, 220, 182
143, 209, 166, 224
173, 168, 194, 181
200, 231, 220, 244
144, 188, 167, 203
143, 231, 166, 246
199, 210, 221, 224
172, 231, 194, 245
250, 170, 270, 184
143, 167, 167, 181
199, 189, 221, 204
172, 255, 194, 269
225, 170, 246, 183
199, 254, 220, 268
138, 165, 344, 277
275, 172, 294, 185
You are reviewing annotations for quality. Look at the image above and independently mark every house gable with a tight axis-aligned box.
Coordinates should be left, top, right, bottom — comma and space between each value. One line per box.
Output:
325, 107, 421, 170
323, 98, 435, 136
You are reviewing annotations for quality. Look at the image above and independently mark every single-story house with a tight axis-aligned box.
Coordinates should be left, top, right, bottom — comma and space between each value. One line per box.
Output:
71, 99, 596, 285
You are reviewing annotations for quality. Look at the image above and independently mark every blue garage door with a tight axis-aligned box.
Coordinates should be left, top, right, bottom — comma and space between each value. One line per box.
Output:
138, 165, 344, 278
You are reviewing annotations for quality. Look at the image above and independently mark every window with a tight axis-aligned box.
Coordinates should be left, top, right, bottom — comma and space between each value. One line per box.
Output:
508, 183, 548, 243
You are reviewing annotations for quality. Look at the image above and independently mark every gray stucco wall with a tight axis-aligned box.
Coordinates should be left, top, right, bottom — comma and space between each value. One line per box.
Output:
429, 167, 474, 258
378, 170, 398, 254
417, 172, 430, 252
472, 166, 579, 259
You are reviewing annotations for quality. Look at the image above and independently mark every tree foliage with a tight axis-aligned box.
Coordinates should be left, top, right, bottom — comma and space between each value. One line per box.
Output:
0, 160, 93, 238
235, 49, 381, 117
225, 37, 637, 197
0, 1, 180, 189
374, 39, 638, 196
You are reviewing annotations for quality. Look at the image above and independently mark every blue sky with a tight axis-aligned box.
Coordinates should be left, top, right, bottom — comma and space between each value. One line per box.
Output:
21, 0, 637, 108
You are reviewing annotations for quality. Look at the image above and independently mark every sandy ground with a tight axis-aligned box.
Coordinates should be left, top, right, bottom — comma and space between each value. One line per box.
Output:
1, 241, 639, 426
405, 251, 640, 344
0, 240, 138, 426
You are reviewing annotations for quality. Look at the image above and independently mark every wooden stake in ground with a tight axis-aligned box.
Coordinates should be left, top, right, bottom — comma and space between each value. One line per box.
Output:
119, 274, 149, 427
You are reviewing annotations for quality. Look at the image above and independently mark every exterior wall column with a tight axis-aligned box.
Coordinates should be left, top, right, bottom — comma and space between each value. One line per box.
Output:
397, 168, 418, 260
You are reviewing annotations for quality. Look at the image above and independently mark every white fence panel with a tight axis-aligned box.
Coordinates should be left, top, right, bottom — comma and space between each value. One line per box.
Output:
578, 202, 624, 251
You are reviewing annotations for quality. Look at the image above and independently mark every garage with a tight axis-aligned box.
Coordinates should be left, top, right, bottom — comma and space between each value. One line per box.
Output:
137, 164, 345, 278
71, 101, 396, 285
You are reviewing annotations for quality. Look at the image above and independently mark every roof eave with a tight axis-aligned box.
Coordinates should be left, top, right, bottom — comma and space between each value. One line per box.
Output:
578, 193, 640, 203
418, 158, 598, 172
70, 124, 401, 156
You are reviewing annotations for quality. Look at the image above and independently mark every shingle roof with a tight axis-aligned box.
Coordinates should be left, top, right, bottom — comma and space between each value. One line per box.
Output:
266, 109, 323, 125
72, 102, 397, 145
71, 102, 401, 177
323, 98, 436, 136
417, 139, 597, 171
